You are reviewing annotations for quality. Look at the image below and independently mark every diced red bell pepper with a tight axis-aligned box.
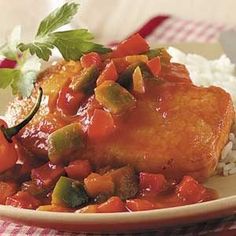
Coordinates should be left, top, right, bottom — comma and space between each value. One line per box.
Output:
111, 58, 130, 73
65, 160, 92, 180
147, 56, 161, 77
6, 191, 41, 209
0, 181, 17, 204
96, 61, 118, 86
111, 34, 149, 58
85, 95, 103, 119
80, 52, 102, 69
139, 172, 167, 194
31, 162, 65, 187
126, 199, 155, 211
57, 86, 84, 115
87, 109, 116, 140
176, 176, 206, 204
0, 58, 17, 68
0, 120, 18, 174
97, 196, 127, 213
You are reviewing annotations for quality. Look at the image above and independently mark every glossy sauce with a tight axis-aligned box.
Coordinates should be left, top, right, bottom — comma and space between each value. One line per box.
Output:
137, 187, 218, 210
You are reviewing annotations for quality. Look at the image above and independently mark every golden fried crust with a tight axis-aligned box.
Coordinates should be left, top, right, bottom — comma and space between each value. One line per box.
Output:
82, 80, 235, 182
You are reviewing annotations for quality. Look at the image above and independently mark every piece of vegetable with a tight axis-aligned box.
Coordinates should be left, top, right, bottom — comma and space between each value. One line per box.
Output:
21, 181, 46, 196
0, 58, 17, 68
6, 191, 41, 209
97, 196, 127, 213
51, 176, 89, 208
111, 34, 149, 58
0, 120, 18, 174
31, 162, 65, 187
0, 25, 41, 98
0, 2, 110, 97
0, 54, 41, 98
48, 123, 85, 164
95, 81, 136, 114
84, 173, 114, 198
70, 65, 99, 94
145, 48, 171, 64
111, 58, 130, 73
176, 176, 206, 204
125, 55, 148, 64
87, 109, 116, 140
81, 52, 102, 68
96, 61, 118, 86
106, 166, 138, 200
117, 62, 146, 89
126, 199, 155, 212
77, 204, 98, 213
37, 204, 74, 212
18, 3, 110, 61
41, 73, 72, 110
19, 113, 66, 158
139, 172, 167, 194
147, 56, 161, 77
65, 160, 92, 180
0, 88, 42, 173
132, 66, 145, 93
0, 181, 17, 204
57, 86, 84, 115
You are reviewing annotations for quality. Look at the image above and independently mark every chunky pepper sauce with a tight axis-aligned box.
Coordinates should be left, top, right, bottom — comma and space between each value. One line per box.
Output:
0, 34, 220, 213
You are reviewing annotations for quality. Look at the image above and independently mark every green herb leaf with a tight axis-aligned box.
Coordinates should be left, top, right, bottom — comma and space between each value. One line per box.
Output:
0, 54, 41, 97
0, 1, 111, 98
12, 55, 41, 97
17, 2, 111, 61
0, 26, 21, 60
0, 69, 20, 89
18, 41, 54, 61
36, 2, 79, 37
11, 70, 38, 97
52, 30, 111, 60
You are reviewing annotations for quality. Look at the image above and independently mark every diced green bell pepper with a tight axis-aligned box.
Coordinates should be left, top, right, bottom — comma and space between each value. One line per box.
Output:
52, 176, 89, 208
106, 166, 138, 200
70, 65, 99, 94
145, 48, 171, 64
48, 123, 85, 164
117, 62, 143, 89
95, 81, 136, 114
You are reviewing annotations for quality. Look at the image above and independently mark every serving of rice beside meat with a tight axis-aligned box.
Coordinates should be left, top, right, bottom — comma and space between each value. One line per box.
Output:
169, 47, 236, 176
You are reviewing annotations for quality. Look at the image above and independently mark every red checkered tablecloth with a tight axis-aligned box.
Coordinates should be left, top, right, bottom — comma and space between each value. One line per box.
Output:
1, 15, 236, 235
133, 15, 236, 44
0, 215, 236, 235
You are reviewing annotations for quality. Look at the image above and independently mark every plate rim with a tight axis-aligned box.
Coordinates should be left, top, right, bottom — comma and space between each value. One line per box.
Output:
1, 195, 235, 222
0, 195, 235, 232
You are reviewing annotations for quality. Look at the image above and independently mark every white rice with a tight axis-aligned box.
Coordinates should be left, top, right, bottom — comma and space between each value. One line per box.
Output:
168, 47, 236, 176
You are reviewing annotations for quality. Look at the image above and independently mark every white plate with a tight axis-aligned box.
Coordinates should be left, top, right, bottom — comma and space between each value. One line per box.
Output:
0, 179, 235, 233
0, 43, 235, 233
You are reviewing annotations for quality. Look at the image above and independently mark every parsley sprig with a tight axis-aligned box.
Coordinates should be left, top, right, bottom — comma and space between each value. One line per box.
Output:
0, 2, 111, 97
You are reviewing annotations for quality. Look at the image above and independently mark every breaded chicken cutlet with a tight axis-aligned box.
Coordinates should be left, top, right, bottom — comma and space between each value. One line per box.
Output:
5, 57, 235, 182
